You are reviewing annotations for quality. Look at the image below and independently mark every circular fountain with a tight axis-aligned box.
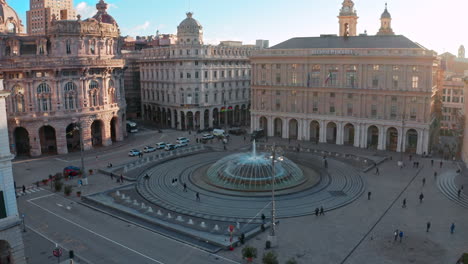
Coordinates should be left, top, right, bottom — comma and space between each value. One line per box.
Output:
205, 142, 306, 192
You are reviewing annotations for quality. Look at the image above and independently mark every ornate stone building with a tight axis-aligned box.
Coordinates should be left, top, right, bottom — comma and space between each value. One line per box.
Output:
27, 0, 77, 35
140, 13, 256, 130
0, 79, 26, 263
250, 1, 437, 155
1, 0, 126, 157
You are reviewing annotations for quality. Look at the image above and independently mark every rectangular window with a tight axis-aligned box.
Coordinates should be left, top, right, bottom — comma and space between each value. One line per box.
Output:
347, 93, 353, 99
276, 64, 281, 69
292, 73, 297, 85
346, 72, 357, 88
392, 75, 399, 89
221, 71, 225, 78
412, 76, 419, 89
311, 71, 320, 86
276, 73, 281, 84
214, 71, 217, 78
187, 73, 191, 78
347, 103, 353, 116
410, 107, 417, 120
372, 77, 379, 88
371, 105, 377, 117
390, 105, 397, 119
204, 71, 208, 78
329, 103, 335, 114
205, 94, 208, 103
276, 99, 281, 111
195, 72, 199, 78
373, 65, 380, 71
330, 92, 335, 98
313, 101, 318, 113
391, 96, 398, 102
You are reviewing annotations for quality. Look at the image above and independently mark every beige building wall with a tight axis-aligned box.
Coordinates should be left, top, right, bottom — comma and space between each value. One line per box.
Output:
27, 0, 77, 35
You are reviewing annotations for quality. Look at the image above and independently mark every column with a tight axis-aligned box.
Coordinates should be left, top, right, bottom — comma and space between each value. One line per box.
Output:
401, 128, 407, 153
115, 116, 124, 142
268, 116, 274, 137
319, 120, 326, 143
336, 122, 343, 145
297, 119, 303, 141
102, 119, 112, 147
422, 129, 429, 155
416, 129, 424, 155
208, 108, 213, 128
171, 109, 175, 128
200, 111, 205, 130
354, 124, 361, 148
396, 127, 403, 152
283, 118, 288, 139
55, 125, 68, 155
361, 125, 368, 148
377, 126, 385, 150
381, 126, 387, 151
82, 121, 93, 151
29, 124, 42, 157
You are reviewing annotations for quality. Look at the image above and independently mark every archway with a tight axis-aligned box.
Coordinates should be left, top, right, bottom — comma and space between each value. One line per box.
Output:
66, 124, 80, 152
166, 108, 172, 127
220, 107, 226, 127
180, 112, 186, 130
187, 111, 194, 130
39, 125, 57, 154
386, 127, 398, 152
204, 110, 210, 128
91, 120, 104, 147
173, 110, 178, 129
310, 121, 320, 143
14, 127, 30, 156
406, 129, 418, 153
241, 105, 247, 126
0, 240, 12, 264
194, 111, 200, 129
274, 118, 283, 137
234, 105, 240, 125
213, 108, 219, 128
161, 108, 167, 128
343, 123, 355, 146
326, 122, 337, 144
259, 116, 268, 135
110, 117, 118, 142
227, 106, 234, 127
289, 119, 298, 140
367, 126, 379, 149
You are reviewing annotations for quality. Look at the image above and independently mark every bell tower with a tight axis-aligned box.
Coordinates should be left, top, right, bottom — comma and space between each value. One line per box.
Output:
338, 0, 358, 37
459, 45, 465, 59
377, 3, 395, 35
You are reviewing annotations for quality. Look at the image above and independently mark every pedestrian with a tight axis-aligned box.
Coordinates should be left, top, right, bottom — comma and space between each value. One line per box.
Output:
450, 223, 455, 234
319, 206, 324, 215
394, 229, 399, 241
402, 198, 407, 208
196, 138, 199, 143
196, 192, 200, 201
419, 193, 424, 203
110, 173, 114, 180
426, 221, 431, 232
261, 214, 266, 223
416, 162, 419, 168
183, 183, 187, 192
120, 174, 124, 184
324, 159, 328, 169
458, 189, 461, 198
22, 185, 26, 194
409, 155, 412, 161
399, 231, 403, 242
422, 178, 426, 186
440, 161, 443, 168
243, 135, 246, 142
434, 171, 438, 179
431, 159, 434, 167
368, 191, 372, 200
315, 207, 319, 216
375, 167, 380, 175
462, 185, 464, 191
223, 145, 227, 151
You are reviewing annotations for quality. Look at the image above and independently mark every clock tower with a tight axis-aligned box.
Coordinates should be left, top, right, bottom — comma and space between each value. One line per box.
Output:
338, 0, 358, 37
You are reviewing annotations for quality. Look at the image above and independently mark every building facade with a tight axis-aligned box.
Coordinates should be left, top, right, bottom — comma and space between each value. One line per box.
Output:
1, 0, 126, 157
139, 13, 256, 130
250, 2, 437, 155
0, 78, 26, 264
441, 76, 465, 134
27, 0, 77, 35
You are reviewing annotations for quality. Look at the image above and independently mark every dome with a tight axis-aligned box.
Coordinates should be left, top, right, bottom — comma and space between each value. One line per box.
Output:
0, 0, 24, 34
89, 0, 117, 25
177, 12, 203, 44
205, 143, 305, 192
381, 4, 391, 19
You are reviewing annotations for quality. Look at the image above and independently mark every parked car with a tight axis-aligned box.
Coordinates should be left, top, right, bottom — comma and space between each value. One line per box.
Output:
128, 149, 142, 157
176, 142, 188, 148
176, 137, 190, 144
202, 134, 214, 140
143, 146, 156, 153
63, 166, 81, 177
213, 129, 225, 136
155, 142, 166, 149
165, 144, 176, 151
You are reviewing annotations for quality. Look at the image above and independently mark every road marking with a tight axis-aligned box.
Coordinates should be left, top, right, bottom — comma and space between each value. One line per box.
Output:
66, 206, 71, 210
55, 158, 70, 163
26, 193, 55, 202
56, 203, 63, 207
26, 224, 94, 264
25, 190, 32, 194
28, 199, 165, 264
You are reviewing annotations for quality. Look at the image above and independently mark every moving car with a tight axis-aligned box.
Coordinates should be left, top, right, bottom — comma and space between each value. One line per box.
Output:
212, 129, 225, 136
156, 142, 166, 149
176, 142, 188, 148
202, 134, 214, 140
165, 144, 176, 151
176, 137, 190, 144
143, 146, 156, 153
128, 149, 142, 157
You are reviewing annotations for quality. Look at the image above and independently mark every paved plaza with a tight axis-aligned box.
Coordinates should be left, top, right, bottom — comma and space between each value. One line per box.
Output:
12, 126, 468, 263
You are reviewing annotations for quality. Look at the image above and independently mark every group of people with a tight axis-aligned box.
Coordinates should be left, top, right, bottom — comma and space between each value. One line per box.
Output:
314, 206, 325, 216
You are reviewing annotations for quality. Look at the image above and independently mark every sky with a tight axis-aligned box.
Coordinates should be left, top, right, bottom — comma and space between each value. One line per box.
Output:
9, 0, 467, 54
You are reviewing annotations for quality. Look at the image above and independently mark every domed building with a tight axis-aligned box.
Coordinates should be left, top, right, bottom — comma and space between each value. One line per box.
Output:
140, 13, 257, 130
0, 0, 127, 157
0, 0, 24, 34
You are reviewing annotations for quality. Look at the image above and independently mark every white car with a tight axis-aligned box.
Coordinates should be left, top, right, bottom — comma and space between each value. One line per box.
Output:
128, 149, 142, 157
176, 137, 190, 144
156, 142, 166, 149
143, 146, 156, 153
165, 144, 176, 151
176, 142, 188, 148
202, 134, 214, 140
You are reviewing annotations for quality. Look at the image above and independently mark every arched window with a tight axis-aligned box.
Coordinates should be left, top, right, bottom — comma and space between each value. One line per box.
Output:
11, 85, 25, 113
64, 82, 77, 110
7, 23, 15, 33
108, 80, 116, 104
89, 80, 99, 89
90, 40, 96, 55
37, 83, 51, 112
89, 80, 99, 107
66, 39, 71, 54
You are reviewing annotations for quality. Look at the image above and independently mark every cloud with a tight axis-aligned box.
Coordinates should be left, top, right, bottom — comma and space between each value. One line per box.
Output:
122, 21, 154, 37
75, 2, 95, 19
133, 21, 151, 31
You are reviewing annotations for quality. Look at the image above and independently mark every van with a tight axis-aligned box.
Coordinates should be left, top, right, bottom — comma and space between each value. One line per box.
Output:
212, 129, 225, 136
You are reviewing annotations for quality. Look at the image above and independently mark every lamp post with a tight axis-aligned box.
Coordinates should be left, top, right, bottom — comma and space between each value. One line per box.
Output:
73, 123, 87, 184
266, 144, 283, 247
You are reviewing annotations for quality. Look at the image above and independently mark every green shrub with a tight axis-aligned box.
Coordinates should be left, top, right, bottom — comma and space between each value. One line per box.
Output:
54, 180, 63, 192
286, 258, 297, 264
64, 185, 73, 196
262, 251, 278, 264
241, 246, 257, 259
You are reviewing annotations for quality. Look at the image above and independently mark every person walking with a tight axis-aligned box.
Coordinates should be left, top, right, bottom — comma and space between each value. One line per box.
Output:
120, 174, 124, 184
375, 167, 380, 175
315, 207, 319, 216
22, 185, 26, 194
458, 189, 462, 198
409, 155, 412, 161
394, 229, 399, 241
324, 159, 328, 169
110, 173, 114, 180
367, 191, 372, 200
402, 198, 407, 208
196, 192, 200, 201
419, 193, 424, 203
183, 183, 187, 192
450, 223, 455, 234
434, 171, 438, 179
319, 206, 325, 215
399, 231, 404, 242
440, 161, 443, 168
422, 178, 426, 186
426, 221, 431, 232
431, 159, 434, 167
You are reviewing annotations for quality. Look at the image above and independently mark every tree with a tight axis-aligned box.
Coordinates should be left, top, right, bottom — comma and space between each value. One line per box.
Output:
262, 251, 278, 264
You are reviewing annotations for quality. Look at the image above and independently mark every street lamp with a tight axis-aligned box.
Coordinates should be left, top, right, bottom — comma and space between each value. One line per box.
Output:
71, 123, 87, 185
266, 144, 283, 247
